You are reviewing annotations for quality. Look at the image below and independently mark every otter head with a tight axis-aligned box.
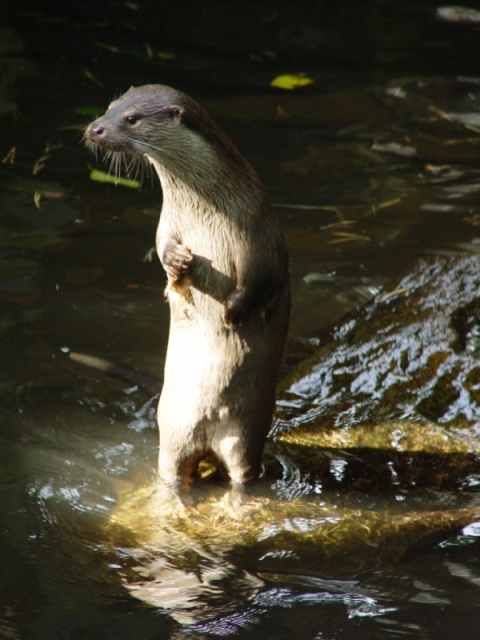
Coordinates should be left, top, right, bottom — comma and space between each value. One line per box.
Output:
84, 85, 193, 157
84, 84, 239, 187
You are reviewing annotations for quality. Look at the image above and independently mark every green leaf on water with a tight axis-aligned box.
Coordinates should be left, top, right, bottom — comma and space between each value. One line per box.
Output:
157, 51, 175, 61
75, 106, 103, 117
88, 168, 140, 189
270, 73, 315, 90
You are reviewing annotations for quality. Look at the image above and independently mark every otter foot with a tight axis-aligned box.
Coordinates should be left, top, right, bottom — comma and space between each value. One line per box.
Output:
150, 481, 194, 519
208, 487, 262, 522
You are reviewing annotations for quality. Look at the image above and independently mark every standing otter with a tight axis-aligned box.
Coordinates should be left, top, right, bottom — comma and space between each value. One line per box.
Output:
85, 85, 290, 489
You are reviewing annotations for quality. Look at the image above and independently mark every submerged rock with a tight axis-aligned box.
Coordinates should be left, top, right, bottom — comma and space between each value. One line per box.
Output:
106, 485, 478, 622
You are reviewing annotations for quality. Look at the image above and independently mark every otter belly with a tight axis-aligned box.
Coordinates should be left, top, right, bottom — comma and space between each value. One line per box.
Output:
157, 289, 287, 486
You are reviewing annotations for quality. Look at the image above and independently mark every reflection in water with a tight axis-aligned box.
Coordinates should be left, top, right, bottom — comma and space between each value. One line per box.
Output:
124, 542, 263, 625
103, 466, 479, 626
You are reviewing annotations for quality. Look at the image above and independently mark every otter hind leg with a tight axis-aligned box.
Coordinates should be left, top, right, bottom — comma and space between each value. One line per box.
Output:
210, 421, 263, 486
157, 437, 203, 490
158, 434, 227, 489
158, 416, 266, 489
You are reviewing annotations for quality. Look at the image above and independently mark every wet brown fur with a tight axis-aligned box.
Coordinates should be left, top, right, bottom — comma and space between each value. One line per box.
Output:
85, 85, 290, 488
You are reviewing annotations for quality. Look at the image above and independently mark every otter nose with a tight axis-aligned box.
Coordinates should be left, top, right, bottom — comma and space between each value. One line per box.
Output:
91, 124, 105, 136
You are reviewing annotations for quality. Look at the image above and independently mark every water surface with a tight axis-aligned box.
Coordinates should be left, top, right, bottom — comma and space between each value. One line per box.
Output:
2, 2, 480, 638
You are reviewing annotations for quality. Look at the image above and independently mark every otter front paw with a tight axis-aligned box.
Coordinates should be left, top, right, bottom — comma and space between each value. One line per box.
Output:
161, 244, 192, 281
223, 287, 248, 327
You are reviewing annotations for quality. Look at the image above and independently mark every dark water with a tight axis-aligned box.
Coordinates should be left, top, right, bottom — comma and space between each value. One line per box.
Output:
2, 2, 480, 638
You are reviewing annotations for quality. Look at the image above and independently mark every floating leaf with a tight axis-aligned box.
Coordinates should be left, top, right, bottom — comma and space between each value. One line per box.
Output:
377, 197, 401, 209
372, 142, 417, 157
157, 51, 175, 61
377, 287, 410, 302
328, 232, 370, 244
83, 68, 104, 88
33, 155, 49, 176
89, 168, 140, 189
443, 112, 480, 134
2, 146, 16, 164
437, 6, 480, 23
270, 73, 315, 90
75, 106, 103, 117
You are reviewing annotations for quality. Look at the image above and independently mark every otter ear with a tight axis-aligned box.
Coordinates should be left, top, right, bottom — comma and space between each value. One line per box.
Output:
168, 106, 186, 124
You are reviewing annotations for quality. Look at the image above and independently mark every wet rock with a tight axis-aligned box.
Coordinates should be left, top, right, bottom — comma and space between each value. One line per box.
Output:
276, 254, 480, 435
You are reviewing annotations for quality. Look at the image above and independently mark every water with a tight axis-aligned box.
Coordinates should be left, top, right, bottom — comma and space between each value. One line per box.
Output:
2, 2, 480, 638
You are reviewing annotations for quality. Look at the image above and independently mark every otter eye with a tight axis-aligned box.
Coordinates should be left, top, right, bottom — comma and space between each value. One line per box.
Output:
125, 115, 139, 125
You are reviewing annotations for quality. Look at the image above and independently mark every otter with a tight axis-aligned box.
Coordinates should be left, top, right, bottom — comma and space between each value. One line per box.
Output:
84, 84, 290, 489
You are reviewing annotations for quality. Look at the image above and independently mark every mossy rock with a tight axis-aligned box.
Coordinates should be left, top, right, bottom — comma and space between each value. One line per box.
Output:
275, 254, 480, 440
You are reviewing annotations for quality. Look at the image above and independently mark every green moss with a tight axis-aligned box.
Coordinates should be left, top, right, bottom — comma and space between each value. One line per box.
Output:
416, 364, 461, 421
